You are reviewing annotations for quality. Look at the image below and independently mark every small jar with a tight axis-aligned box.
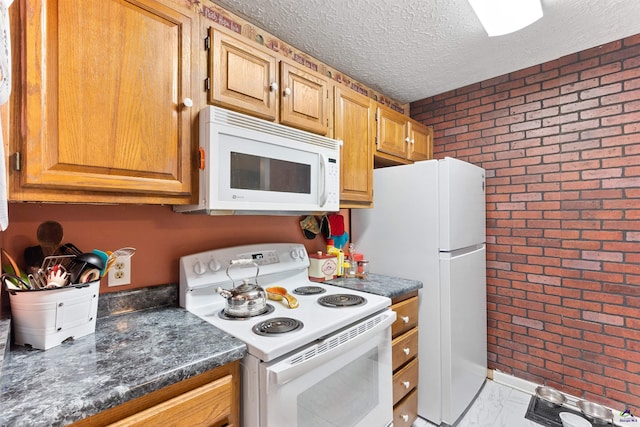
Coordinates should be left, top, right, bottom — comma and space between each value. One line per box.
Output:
357, 260, 369, 279
345, 259, 356, 277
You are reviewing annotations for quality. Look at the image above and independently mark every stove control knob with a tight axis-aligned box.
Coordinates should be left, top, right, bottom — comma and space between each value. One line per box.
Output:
193, 260, 207, 275
208, 259, 221, 272
298, 249, 306, 259
290, 249, 299, 260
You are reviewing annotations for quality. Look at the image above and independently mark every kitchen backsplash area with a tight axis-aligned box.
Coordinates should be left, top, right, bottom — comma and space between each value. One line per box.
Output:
411, 33, 640, 412
1, 203, 344, 314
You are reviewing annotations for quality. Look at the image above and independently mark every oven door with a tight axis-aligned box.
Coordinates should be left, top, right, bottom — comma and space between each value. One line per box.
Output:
259, 310, 395, 427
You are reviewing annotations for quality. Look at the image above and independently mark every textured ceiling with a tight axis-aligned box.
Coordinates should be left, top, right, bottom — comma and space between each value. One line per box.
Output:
208, 0, 640, 104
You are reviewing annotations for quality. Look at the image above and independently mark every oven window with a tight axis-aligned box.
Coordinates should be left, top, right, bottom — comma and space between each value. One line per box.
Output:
297, 348, 379, 426
230, 152, 311, 194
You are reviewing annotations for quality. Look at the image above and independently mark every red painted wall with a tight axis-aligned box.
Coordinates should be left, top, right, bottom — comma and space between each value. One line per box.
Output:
2, 203, 347, 311
411, 34, 640, 411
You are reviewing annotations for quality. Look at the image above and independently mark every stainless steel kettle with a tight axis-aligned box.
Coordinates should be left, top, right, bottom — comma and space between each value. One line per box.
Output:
216, 259, 267, 317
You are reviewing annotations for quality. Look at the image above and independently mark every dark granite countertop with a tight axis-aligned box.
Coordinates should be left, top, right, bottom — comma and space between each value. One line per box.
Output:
325, 273, 422, 299
0, 285, 247, 427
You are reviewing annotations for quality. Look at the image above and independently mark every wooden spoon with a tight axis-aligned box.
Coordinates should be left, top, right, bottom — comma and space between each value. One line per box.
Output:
37, 221, 64, 257
2, 248, 22, 278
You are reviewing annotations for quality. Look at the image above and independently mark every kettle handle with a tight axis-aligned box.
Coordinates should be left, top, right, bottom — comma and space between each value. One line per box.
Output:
226, 259, 260, 287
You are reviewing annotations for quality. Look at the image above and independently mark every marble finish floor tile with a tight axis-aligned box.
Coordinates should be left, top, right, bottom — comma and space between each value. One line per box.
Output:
412, 380, 539, 427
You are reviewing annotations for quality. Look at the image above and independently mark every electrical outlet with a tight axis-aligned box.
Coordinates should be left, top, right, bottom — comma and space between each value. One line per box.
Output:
108, 256, 132, 286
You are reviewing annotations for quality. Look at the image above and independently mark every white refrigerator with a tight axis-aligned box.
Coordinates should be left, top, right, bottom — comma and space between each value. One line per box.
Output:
352, 157, 487, 426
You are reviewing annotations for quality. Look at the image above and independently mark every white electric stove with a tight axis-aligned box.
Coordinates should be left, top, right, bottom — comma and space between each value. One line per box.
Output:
180, 243, 395, 427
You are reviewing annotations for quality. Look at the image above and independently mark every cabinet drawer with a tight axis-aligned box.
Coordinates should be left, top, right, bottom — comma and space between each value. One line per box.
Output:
392, 358, 419, 405
109, 375, 233, 427
391, 296, 419, 337
393, 389, 418, 427
392, 327, 418, 371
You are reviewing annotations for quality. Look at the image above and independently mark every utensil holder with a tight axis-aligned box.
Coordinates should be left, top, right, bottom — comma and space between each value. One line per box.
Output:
7, 281, 100, 350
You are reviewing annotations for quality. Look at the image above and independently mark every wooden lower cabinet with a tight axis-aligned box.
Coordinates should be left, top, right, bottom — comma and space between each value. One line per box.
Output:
393, 358, 419, 405
391, 291, 419, 426
394, 389, 418, 427
392, 327, 419, 374
71, 361, 240, 427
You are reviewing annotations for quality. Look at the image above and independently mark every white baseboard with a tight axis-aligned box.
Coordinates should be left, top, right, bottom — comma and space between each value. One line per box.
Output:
490, 369, 539, 396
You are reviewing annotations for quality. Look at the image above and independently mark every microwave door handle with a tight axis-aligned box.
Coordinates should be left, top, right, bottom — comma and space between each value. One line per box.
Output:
319, 154, 328, 207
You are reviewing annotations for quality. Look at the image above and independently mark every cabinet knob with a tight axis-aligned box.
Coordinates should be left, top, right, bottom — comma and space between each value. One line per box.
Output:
183, 98, 193, 108
401, 414, 409, 422
405, 137, 411, 143
401, 315, 410, 324
269, 82, 278, 92
403, 347, 411, 356
283, 87, 292, 96
410, 138, 415, 144
403, 380, 411, 389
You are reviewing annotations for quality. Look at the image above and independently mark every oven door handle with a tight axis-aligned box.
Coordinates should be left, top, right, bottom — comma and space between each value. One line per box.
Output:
266, 310, 396, 386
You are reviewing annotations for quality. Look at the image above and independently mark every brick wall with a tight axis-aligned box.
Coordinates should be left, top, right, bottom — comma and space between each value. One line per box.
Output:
411, 34, 640, 411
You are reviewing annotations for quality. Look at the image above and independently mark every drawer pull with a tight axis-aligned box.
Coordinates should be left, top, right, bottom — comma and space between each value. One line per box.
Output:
403, 381, 411, 389
402, 414, 409, 422
401, 316, 410, 324
403, 347, 411, 356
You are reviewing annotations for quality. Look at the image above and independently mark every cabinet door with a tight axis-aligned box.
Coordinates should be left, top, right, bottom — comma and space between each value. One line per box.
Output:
392, 358, 419, 405
392, 327, 418, 371
279, 62, 328, 135
333, 87, 374, 207
408, 120, 433, 161
17, 0, 195, 203
394, 389, 418, 427
391, 296, 419, 337
209, 28, 278, 121
376, 105, 410, 160
108, 375, 233, 427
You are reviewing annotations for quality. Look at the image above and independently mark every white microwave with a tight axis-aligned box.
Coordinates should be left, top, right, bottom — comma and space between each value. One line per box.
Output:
175, 106, 341, 215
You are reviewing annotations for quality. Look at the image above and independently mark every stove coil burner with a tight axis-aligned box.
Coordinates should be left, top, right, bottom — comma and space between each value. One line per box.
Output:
218, 304, 275, 321
318, 294, 367, 308
252, 317, 304, 336
293, 286, 326, 295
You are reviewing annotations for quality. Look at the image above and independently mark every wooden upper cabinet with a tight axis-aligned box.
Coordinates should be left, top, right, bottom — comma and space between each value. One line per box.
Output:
14, 0, 197, 204
334, 87, 374, 207
375, 104, 434, 167
209, 28, 278, 121
408, 121, 433, 161
279, 62, 328, 135
376, 105, 410, 163
208, 28, 329, 135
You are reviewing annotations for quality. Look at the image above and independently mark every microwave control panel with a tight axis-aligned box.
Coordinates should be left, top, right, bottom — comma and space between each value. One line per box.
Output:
326, 157, 340, 208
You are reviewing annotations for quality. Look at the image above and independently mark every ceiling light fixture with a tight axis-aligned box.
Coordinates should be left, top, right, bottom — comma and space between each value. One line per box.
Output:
467, 0, 543, 37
